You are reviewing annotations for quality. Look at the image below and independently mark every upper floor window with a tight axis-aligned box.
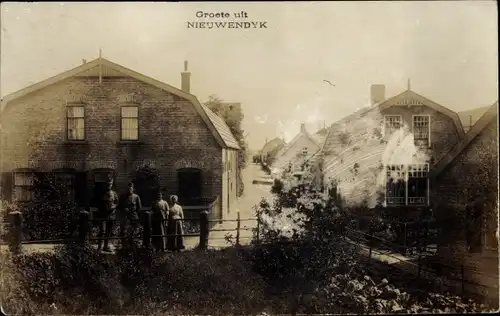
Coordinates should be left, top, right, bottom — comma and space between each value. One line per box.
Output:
54, 172, 75, 203
383, 115, 402, 138
67, 106, 85, 140
413, 115, 430, 147
13, 171, 35, 202
121, 106, 139, 140
302, 147, 308, 156
385, 164, 429, 206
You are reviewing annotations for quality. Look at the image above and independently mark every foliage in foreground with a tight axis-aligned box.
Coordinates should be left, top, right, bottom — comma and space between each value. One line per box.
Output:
1, 244, 270, 315
248, 177, 495, 314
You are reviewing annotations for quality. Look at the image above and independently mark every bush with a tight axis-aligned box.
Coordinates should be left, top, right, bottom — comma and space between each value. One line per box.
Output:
246, 175, 495, 313
3, 242, 273, 315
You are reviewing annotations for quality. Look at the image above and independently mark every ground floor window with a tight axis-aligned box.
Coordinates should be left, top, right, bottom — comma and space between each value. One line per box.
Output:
13, 170, 35, 202
54, 172, 76, 203
385, 164, 429, 206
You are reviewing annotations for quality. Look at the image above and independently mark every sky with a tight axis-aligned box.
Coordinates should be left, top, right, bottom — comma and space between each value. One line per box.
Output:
1, 1, 498, 150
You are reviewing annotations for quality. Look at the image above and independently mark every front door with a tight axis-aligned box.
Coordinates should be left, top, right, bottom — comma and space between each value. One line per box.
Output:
91, 169, 114, 209
177, 168, 202, 205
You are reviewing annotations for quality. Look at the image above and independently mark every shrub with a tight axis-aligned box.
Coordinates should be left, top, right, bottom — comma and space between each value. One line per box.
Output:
4, 242, 273, 315
247, 172, 495, 313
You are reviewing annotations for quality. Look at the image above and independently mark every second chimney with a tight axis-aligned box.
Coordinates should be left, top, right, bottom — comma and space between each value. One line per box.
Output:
370, 84, 386, 106
181, 60, 191, 93
300, 123, 307, 133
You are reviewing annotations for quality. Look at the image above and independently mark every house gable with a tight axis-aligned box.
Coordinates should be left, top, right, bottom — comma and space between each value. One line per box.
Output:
430, 102, 499, 178
321, 89, 465, 157
0, 57, 240, 150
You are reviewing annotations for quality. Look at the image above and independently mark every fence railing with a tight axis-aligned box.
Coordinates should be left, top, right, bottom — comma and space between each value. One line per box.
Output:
2, 209, 260, 254
343, 224, 499, 305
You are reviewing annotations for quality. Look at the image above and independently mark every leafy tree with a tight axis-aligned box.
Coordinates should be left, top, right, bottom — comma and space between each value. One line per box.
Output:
204, 95, 248, 197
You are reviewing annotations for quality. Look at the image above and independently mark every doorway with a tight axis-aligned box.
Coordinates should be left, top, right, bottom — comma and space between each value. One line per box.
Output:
135, 167, 160, 207
177, 168, 202, 205
90, 169, 114, 208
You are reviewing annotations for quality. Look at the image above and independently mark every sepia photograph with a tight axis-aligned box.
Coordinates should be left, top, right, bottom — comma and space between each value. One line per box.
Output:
0, 1, 498, 315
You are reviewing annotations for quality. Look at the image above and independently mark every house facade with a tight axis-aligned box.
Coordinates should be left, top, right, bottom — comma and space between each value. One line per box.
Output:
320, 84, 465, 208
271, 123, 324, 178
0, 57, 240, 220
260, 137, 286, 165
431, 102, 498, 250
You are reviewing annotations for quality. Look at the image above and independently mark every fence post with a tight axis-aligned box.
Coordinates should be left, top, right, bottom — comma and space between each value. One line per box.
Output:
256, 208, 261, 244
142, 211, 152, 248
368, 225, 373, 259
199, 210, 209, 250
236, 212, 241, 246
78, 210, 90, 245
403, 223, 408, 255
8, 211, 23, 255
417, 253, 422, 278
461, 258, 465, 295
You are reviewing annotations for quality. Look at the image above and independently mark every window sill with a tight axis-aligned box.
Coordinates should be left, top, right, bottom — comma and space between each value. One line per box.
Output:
117, 141, 145, 145
64, 140, 89, 145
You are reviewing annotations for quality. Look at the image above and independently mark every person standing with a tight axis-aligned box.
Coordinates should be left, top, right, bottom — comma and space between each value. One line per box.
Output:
151, 191, 169, 252
97, 179, 119, 252
118, 182, 142, 249
167, 195, 185, 251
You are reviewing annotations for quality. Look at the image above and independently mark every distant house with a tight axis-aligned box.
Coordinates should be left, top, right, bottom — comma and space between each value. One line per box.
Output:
431, 102, 498, 250
320, 84, 465, 208
271, 123, 326, 178
0, 57, 240, 220
260, 137, 286, 165
457, 105, 492, 133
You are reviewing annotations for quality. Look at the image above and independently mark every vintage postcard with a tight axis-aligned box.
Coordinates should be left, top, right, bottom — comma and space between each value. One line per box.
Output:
0, 1, 498, 315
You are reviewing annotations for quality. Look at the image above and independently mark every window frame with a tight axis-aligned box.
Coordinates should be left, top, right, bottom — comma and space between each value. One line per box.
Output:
12, 169, 36, 203
120, 105, 140, 141
66, 104, 86, 141
383, 115, 403, 139
407, 164, 430, 206
412, 115, 431, 148
384, 163, 429, 207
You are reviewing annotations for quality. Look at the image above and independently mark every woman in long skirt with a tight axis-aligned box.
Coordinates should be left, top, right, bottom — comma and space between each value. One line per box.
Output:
167, 195, 185, 251
151, 191, 169, 252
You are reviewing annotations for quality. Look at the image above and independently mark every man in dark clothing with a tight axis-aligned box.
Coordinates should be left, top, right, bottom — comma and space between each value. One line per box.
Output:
97, 179, 119, 252
118, 182, 142, 248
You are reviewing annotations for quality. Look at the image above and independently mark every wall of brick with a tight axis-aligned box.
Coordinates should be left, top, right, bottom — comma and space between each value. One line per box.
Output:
0, 75, 225, 210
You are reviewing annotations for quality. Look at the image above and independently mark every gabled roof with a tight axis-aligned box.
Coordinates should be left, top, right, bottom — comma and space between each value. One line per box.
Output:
430, 101, 498, 177
0, 57, 240, 150
321, 89, 466, 154
457, 105, 492, 132
273, 127, 321, 163
261, 137, 286, 153
200, 103, 241, 149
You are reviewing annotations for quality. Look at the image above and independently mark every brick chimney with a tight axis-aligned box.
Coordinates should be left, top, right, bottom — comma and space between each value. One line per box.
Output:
181, 60, 191, 93
370, 84, 386, 106
300, 123, 307, 133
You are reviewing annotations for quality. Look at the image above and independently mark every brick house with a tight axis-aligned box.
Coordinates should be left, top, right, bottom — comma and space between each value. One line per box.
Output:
319, 84, 465, 208
431, 102, 498, 250
0, 57, 240, 220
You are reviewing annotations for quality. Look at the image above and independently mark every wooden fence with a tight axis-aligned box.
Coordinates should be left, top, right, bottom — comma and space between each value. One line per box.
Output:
2, 209, 260, 255
343, 222, 499, 306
